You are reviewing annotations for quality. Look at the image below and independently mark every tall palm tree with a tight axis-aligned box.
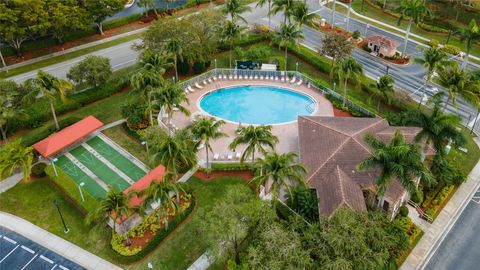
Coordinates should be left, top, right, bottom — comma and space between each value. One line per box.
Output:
396, 0, 432, 57
0, 139, 33, 182
406, 97, 465, 156
251, 151, 307, 203
222, 20, 243, 69
453, 19, 480, 68
24, 71, 72, 130
140, 50, 171, 76
156, 82, 190, 131
149, 131, 196, 182
189, 117, 227, 174
257, 0, 273, 28
223, 0, 252, 24
333, 57, 364, 107
164, 39, 183, 81
291, 1, 315, 29
357, 130, 433, 209
130, 71, 163, 126
370, 75, 395, 111
273, 23, 303, 71
271, 0, 295, 24
414, 45, 449, 98
229, 125, 278, 163
139, 180, 184, 229
437, 62, 477, 112
86, 188, 135, 245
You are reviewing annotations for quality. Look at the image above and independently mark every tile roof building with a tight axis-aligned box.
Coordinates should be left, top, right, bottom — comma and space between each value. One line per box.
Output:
297, 116, 430, 218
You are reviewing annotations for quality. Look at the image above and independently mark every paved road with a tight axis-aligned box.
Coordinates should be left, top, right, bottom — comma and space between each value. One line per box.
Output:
8, 0, 480, 130
0, 226, 84, 270
424, 187, 480, 270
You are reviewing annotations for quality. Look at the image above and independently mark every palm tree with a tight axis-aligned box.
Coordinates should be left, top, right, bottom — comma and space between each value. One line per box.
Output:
0, 80, 26, 142
140, 50, 171, 76
257, 0, 273, 28
414, 45, 449, 98
273, 23, 303, 71
86, 188, 135, 245
251, 151, 307, 203
396, 0, 432, 57
453, 19, 480, 68
370, 75, 395, 111
130, 71, 163, 126
271, 0, 295, 24
358, 130, 433, 209
149, 131, 196, 182
139, 180, 184, 229
223, 0, 252, 24
291, 1, 315, 28
222, 20, 243, 69
24, 71, 72, 130
156, 82, 190, 131
164, 39, 183, 81
229, 125, 278, 163
406, 97, 465, 156
437, 62, 478, 112
0, 139, 33, 182
189, 117, 227, 174
333, 57, 364, 107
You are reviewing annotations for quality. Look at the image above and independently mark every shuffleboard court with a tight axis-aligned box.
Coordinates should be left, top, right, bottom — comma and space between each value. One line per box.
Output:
70, 146, 131, 191
86, 136, 146, 181
55, 156, 106, 198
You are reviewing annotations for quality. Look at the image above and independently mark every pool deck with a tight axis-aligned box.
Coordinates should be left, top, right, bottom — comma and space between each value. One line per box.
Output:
170, 79, 334, 163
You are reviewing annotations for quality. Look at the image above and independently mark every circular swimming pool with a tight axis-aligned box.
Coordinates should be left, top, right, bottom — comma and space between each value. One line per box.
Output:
199, 85, 316, 125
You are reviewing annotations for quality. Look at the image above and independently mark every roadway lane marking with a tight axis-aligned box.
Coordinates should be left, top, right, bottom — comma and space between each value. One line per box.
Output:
0, 244, 19, 263
21, 245, 35, 254
59, 265, 70, 270
3, 236, 17, 244
111, 59, 136, 69
40, 254, 54, 264
20, 254, 38, 270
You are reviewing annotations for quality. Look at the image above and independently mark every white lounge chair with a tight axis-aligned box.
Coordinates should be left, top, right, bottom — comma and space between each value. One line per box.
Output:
203, 79, 208, 85
223, 75, 227, 79
197, 143, 205, 150
296, 79, 303, 86
274, 76, 278, 81
213, 76, 217, 81
239, 75, 243, 79
227, 153, 233, 160
195, 82, 203, 89
228, 75, 233, 80
265, 75, 270, 80
234, 75, 238, 80
185, 89, 189, 94
208, 78, 213, 83
281, 76, 286, 82
290, 77, 297, 84
188, 86, 195, 92
254, 75, 258, 80
249, 75, 253, 80
235, 152, 241, 159
214, 153, 220, 160
260, 75, 264, 80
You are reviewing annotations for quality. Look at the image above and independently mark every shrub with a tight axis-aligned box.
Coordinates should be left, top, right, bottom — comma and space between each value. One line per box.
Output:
31, 163, 47, 177
178, 60, 190, 75
399, 205, 409, 217
192, 61, 207, 74
411, 188, 424, 205
418, 22, 449, 33
121, 98, 149, 130
429, 39, 439, 48
210, 162, 252, 171
245, 45, 271, 62
352, 30, 361, 39
286, 186, 319, 222
67, 55, 112, 87
325, 93, 372, 117
441, 44, 461, 56
21, 117, 82, 146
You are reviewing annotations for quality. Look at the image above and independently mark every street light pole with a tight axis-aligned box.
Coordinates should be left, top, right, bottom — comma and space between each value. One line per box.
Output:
141, 141, 149, 156
53, 199, 69, 233
78, 182, 85, 202
51, 158, 59, 177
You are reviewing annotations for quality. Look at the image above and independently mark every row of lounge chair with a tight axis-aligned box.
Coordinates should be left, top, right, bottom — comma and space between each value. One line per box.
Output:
213, 152, 242, 161
184, 74, 305, 94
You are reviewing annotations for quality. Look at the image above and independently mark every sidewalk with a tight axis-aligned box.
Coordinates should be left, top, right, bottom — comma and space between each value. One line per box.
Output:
0, 212, 122, 270
0, 172, 23, 193
400, 137, 480, 270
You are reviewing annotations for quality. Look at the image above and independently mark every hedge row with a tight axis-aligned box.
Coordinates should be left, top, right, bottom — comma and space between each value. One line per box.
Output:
325, 93, 373, 117
21, 116, 82, 147
210, 162, 253, 171
9, 67, 136, 140
424, 185, 456, 219
45, 165, 99, 215
109, 194, 196, 263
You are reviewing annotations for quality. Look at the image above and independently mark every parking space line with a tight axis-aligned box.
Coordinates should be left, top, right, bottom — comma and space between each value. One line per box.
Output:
40, 254, 54, 264
59, 265, 70, 270
3, 236, 17, 244
20, 254, 38, 270
21, 245, 35, 254
471, 197, 480, 204
0, 244, 19, 263
51, 264, 58, 270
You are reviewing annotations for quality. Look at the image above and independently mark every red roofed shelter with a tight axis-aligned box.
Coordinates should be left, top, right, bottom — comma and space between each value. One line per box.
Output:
33, 115, 104, 159
123, 165, 166, 207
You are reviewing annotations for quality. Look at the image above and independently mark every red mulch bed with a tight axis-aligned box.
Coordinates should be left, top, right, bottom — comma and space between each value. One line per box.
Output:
333, 107, 354, 117
320, 24, 352, 38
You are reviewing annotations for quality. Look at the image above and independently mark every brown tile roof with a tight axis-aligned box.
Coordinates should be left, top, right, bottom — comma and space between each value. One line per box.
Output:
367, 35, 400, 51
298, 116, 428, 216
315, 166, 367, 216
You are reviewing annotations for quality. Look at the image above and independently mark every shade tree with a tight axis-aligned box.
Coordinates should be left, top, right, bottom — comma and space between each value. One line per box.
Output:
229, 125, 278, 163
320, 33, 354, 69
85, 0, 125, 35
67, 55, 112, 87
0, 79, 27, 142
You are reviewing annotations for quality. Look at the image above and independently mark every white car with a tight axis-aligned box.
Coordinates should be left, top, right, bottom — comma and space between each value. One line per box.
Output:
426, 86, 439, 94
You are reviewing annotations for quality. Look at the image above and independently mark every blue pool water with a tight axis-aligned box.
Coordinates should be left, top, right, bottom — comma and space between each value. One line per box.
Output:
199, 85, 316, 125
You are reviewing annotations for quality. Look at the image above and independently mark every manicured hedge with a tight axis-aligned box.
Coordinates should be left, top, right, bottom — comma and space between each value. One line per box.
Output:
45, 165, 98, 215
21, 116, 82, 146
219, 34, 269, 51
210, 162, 253, 171
109, 194, 196, 263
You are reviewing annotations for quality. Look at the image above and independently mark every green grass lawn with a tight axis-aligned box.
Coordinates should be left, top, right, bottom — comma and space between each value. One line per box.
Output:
451, 126, 480, 173
327, 2, 480, 61
0, 176, 253, 269
102, 125, 149, 165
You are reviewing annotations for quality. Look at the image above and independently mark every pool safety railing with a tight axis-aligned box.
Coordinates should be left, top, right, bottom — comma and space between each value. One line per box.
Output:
180, 68, 376, 118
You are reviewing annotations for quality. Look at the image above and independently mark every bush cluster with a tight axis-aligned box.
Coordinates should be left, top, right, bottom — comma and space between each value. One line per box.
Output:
441, 44, 461, 56
209, 162, 253, 171
325, 93, 373, 117
423, 185, 455, 218
31, 163, 47, 177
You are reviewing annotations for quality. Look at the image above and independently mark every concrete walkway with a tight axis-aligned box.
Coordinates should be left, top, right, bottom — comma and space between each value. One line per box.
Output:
406, 204, 430, 232
0, 172, 23, 193
401, 137, 480, 269
187, 253, 211, 270
0, 212, 122, 270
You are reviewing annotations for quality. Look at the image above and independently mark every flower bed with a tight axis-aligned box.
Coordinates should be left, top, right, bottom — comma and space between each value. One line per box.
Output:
110, 193, 195, 263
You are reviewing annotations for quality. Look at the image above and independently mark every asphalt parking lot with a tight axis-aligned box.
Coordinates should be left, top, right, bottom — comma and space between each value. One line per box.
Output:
0, 226, 84, 270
